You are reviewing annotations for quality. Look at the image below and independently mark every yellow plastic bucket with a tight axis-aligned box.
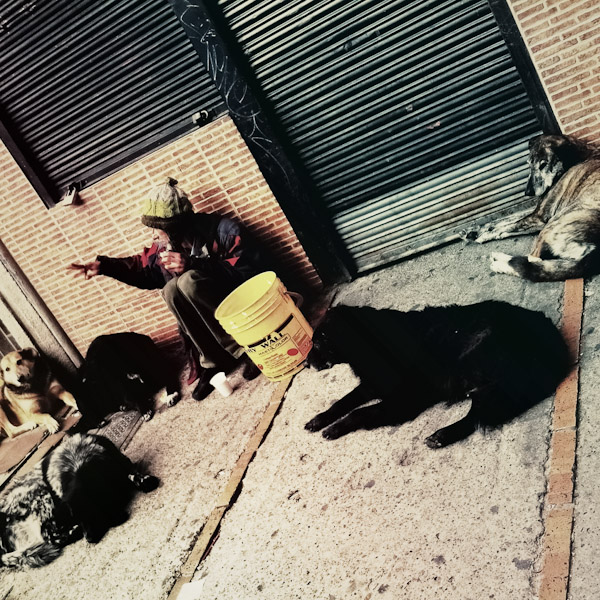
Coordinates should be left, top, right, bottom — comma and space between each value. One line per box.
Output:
215, 272, 313, 381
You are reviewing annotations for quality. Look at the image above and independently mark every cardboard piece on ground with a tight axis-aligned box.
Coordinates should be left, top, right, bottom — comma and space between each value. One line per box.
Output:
0, 427, 48, 474
0, 410, 81, 491
0, 406, 79, 474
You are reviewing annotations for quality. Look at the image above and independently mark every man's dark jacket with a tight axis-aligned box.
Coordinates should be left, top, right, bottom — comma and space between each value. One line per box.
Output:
97, 213, 264, 290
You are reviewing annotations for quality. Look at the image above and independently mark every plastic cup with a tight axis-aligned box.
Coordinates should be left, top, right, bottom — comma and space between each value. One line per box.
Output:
209, 371, 233, 397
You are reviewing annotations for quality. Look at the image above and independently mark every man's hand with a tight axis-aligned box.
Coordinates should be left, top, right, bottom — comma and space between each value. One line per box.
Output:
68, 261, 100, 280
159, 250, 187, 275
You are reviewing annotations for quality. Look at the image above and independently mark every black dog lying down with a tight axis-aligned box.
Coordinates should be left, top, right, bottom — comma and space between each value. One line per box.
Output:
305, 301, 570, 448
0, 433, 158, 569
78, 332, 180, 428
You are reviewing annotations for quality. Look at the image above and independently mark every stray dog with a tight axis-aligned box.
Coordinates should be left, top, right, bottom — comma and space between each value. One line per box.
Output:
0, 432, 158, 569
0, 347, 78, 437
463, 134, 600, 281
304, 302, 569, 448
77, 333, 180, 428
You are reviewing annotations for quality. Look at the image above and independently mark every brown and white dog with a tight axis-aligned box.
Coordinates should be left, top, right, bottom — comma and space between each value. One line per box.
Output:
0, 347, 78, 437
464, 134, 600, 281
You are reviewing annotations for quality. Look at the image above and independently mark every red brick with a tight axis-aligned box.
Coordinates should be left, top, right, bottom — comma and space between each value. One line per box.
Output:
557, 106, 595, 121
530, 35, 563, 53
541, 57, 577, 77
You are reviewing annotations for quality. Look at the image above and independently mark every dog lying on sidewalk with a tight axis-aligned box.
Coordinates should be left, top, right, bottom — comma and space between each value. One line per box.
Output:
305, 301, 569, 448
0, 347, 78, 437
77, 333, 180, 429
463, 134, 600, 281
0, 433, 159, 569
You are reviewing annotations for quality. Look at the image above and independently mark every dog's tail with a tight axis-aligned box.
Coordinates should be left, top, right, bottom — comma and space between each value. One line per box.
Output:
1, 542, 62, 568
492, 252, 599, 282
510, 256, 587, 282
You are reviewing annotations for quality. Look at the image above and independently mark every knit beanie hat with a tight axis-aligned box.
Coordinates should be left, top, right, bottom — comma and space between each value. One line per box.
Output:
140, 177, 193, 229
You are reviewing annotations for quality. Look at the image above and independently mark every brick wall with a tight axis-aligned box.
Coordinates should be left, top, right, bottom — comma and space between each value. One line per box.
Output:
0, 116, 322, 355
507, 0, 600, 141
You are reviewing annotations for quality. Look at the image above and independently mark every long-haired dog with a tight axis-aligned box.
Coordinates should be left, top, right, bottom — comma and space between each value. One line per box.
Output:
77, 333, 180, 429
0, 433, 158, 569
464, 134, 600, 281
0, 347, 78, 437
304, 301, 569, 448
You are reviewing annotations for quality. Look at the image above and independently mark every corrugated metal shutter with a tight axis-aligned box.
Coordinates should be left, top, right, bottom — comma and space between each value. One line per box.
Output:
218, 0, 542, 272
0, 0, 224, 201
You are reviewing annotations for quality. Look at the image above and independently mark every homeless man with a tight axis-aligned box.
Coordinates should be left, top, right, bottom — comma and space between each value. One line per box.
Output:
70, 178, 265, 400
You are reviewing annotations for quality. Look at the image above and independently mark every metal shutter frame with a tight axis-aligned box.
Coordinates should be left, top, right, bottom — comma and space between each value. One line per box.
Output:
218, 0, 544, 272
0, 0, 224, 204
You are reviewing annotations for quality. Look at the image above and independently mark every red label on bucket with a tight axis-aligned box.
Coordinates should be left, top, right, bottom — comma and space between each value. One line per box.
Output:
244, 316, 312, 380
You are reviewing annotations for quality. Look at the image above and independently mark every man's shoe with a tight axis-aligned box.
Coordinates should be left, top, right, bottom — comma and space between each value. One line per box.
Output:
192, 367, 219, 401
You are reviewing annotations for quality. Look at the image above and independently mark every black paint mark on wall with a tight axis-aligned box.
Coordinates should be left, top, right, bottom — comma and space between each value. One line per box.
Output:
167, 0, 354, 284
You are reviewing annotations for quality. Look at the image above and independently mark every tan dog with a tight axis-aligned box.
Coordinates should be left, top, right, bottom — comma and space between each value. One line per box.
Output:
0, 347, 78, 437
464, 134, 600, 281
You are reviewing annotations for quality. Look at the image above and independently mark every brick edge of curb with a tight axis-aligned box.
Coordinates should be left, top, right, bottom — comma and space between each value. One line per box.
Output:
539, 278, 584, 600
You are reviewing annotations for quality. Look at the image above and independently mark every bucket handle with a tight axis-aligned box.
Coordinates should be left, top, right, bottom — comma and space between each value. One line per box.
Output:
287, 291, 304, 308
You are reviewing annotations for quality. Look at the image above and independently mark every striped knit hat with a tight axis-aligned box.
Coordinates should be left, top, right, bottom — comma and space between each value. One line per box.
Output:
140, 177, 193, 229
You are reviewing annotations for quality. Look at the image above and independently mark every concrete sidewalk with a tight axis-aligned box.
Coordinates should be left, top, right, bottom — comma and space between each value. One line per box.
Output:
184, 236, 591, 600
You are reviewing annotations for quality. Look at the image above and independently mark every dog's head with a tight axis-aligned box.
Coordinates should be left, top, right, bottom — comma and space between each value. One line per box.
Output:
0, 347, 40, 390
306, 325, 338, 371
305, 309, 351, 371
526, 134, 594, 197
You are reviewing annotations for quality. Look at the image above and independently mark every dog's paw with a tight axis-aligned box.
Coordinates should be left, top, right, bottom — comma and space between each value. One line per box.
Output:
84, 528, 105, 544
490, 252, 516, 275
67, 524, 83, 543
50, 524, 82, 545
130, 472, 160, 493
142, 410, 154, 422
97, 417, 111, 428
141, 474, 159, 492
471, 223, 505, 244
165, 391, 180, 407
44, 417, 60, 434
424, 431, 447, 449
321, 423, 347, 440
304, 414, 329, 432
21, 422, 38, 433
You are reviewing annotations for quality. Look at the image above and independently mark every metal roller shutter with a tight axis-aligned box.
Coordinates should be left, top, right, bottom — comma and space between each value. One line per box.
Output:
0, 0, 224, 203
218, 0, 542, 272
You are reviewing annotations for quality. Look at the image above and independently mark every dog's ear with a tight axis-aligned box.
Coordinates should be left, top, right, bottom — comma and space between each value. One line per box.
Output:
20, 347, 39, 360
306, 328, 336, 371
551, 135, 594, 169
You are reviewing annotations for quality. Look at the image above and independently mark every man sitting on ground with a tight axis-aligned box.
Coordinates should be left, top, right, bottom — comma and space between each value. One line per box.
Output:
70, 177, 264, 400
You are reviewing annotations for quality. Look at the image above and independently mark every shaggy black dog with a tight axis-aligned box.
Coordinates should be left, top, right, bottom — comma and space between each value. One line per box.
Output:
77, 332, 180, 428
305, 301, 570, 448
0, 433, 158, 569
